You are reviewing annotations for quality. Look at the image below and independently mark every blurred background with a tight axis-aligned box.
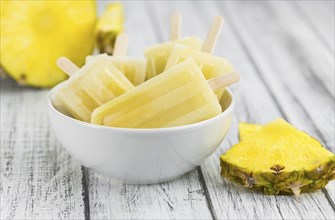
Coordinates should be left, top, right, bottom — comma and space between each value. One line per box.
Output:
1, 1, 333, 89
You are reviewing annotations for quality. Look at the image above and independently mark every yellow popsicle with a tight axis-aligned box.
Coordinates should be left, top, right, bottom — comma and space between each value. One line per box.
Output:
86, 55, 146, 86
54, 54, 134, 122
144, 37, 202, 80
165, 44, 234, 100
91, 58, 222, 128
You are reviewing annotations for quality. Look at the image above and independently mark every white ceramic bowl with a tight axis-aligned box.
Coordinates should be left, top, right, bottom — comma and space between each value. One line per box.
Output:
47, 82, 235, 184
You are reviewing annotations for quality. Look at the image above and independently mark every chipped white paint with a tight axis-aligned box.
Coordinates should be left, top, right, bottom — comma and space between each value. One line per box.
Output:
0, 82, 85, 219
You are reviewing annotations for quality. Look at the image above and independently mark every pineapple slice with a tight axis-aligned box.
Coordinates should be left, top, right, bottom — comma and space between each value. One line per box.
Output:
221, 119, 335, 196
238, 122, 262, 141
0, 1, 96, 87
95, 3, 124, 55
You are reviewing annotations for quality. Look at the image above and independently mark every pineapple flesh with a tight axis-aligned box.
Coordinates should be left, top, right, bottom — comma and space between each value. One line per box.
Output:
0, 1, 96, 87
238, 122, 262, 141
221, 119, 335, 196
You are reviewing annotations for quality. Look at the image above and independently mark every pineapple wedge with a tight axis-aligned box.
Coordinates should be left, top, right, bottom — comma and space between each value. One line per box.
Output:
0, 1, 96, 87
95, 3, 124, 55
221, 119, 335, 196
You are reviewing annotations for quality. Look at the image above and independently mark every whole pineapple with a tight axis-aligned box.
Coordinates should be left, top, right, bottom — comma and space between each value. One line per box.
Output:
0, 1, 96, 87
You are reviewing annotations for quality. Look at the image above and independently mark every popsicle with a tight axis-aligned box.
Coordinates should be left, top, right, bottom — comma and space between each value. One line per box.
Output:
165, 16, 231, 100
91, 58, 239, 128
86, 34, 146, 86
144, 12, 202, 80
54, 54, 134, 122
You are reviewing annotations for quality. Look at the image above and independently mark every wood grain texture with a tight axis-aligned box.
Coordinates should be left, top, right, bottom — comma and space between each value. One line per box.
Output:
175, 1, 335, 219
1, 1, 334, 219
224, 0, 335, 207
0, 80, 85, 219
88, 1, 335, 219
293, 0, 335, 204
88, 170, 212, 219
223, 0, 334, 151
228, 2, 335, 206
295, 0, 335, 52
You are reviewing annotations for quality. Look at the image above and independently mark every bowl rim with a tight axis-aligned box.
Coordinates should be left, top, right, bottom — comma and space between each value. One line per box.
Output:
47, 82, 235, 133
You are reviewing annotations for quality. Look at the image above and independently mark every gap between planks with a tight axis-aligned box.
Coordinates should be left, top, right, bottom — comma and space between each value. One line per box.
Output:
82, 166, 91, 220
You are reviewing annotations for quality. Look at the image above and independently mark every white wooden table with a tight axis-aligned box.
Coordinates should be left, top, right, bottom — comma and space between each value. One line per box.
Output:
1, 1, 334, 219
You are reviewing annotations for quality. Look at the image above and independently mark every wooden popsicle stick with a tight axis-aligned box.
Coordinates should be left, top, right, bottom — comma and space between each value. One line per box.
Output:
113, 33, 129, 56
57, 57, 79, 76
170, 12, 182, 41
202, 16, 224, 53
207, 72, 240, 90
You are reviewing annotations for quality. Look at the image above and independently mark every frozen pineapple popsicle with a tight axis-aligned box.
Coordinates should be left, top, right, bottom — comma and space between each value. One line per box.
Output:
144, 12, 202, 79
86, 34, 146, 86
91, 58, 239, 128
165, 45, 233, 100
165, 16, 230, 100
54, 54, 134, 122
106, 57, 146, 86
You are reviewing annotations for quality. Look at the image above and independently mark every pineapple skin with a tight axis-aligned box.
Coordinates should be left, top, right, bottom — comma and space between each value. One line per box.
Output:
220, 156, 335, 195
221, 119, 335, 196
0, 1, 96, 87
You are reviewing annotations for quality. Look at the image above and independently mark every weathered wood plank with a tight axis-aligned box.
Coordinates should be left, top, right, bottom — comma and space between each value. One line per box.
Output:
269, 1, 334, 98
186, 1, 335, 219
0, 79, 85, 219
2, 1, 333, 219
226, 0, 334, 151
232, 0, 335, 206
88, 171, 213, 219
295, 8, 335, 196
225, 1, 335, 205
295, 0, 335, 52
87, 2, 213, 219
